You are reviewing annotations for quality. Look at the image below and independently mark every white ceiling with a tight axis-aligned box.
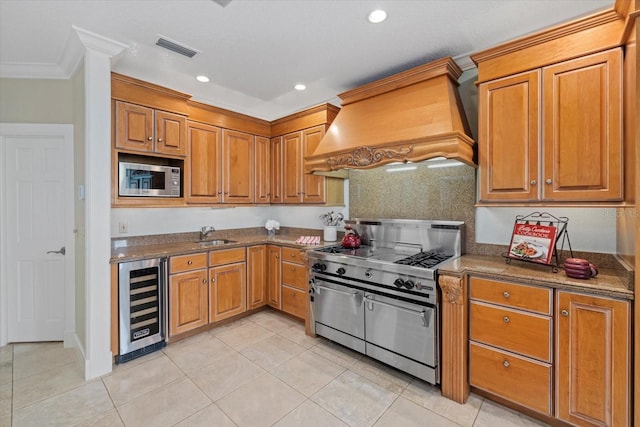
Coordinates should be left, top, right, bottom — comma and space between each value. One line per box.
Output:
0, 0, 611, 120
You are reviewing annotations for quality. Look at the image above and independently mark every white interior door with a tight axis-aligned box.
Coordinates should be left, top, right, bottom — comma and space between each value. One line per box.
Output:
2, 125, 74, 343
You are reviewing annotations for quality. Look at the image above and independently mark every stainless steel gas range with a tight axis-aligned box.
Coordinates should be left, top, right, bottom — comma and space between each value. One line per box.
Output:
308, 218, 464, 385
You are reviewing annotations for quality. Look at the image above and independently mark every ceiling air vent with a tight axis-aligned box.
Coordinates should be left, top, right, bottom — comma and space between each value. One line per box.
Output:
155, 37, 198, 58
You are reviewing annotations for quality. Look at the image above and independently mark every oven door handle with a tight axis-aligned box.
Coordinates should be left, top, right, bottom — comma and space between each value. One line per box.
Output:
365, 296, 432, 327
313, 284, 363, 304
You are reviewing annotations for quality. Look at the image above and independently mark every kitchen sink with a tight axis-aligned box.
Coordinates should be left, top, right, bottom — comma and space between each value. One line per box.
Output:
195, 239, 237, 246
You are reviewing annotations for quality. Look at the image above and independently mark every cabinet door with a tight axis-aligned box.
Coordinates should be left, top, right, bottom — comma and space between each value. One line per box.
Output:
556, 291, 630, 427
282, 132, 302, 203
247, 245, 267, 310
186, 122, 222, 204
281, 285, 306, 320
302, 126, 326, 203
478, 70, 539, 202
115, 101, 154, 152
155, 110, 187, 157
222, 130, 255, 204
542, 48, 622, 201
169, 270, 209, 336
267, 245, 281, 309
209, 262, 247, 322
270, 137, 283, 204
255, 136, 271, 204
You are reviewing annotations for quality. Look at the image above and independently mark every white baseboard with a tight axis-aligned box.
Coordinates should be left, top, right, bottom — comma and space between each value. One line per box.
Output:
84, 350, 113, 381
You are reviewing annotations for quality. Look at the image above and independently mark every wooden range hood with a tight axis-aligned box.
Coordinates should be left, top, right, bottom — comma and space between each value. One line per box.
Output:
305, 57, 476, 174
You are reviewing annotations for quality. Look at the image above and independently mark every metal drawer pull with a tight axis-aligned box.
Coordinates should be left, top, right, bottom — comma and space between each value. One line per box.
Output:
187, 260, 193, 265
365, 296, 432, 327
503, 316, 510, 323
503, 360, 510, 368
503, 291, 510, 298
314, 284, 359, 298
202, 279, 207, 284
561, 309, 569, 317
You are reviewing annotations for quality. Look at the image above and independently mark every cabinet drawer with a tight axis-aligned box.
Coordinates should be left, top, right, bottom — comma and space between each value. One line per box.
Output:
470, 277, 551, 315
170, 252, 208, 274
470, 342, 551, 416
209, 247, 246, 265
281, 247, 304, 264
470, 301, 551, 362
282, 261, 308, 290
281, 285, 306, 319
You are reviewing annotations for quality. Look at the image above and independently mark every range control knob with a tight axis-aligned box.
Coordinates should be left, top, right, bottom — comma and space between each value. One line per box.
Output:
312, 263, 326, 272
336, 267, 346, 276
404, 280, 415, 290
394, 278, 405, 288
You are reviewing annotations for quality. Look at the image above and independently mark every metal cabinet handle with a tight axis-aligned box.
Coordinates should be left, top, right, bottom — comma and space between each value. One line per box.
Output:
314, 284, 360, 298
157, 138, 162, 142
46, 246, 66, 255
530, 180, 537, 186
275, 255, 279, 259
365, 296, 432, 327
147, 136, 153, 141
503, 291, 510, 299
211, 278, 216, 283
290, 267, 296, 271
187, 260, 193, 265
545, 179, 552, 185
561, 309, 569, 317
503, 316, 510, 323
202, 279, 207, 284
503, 360, 510, 368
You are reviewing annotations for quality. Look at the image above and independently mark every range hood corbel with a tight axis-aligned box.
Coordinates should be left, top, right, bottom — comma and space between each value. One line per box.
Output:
305, 57, 476, 174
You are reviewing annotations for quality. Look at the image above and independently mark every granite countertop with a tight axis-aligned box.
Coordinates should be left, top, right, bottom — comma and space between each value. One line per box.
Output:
111, 232, 334, 263
438, 254, 634, 300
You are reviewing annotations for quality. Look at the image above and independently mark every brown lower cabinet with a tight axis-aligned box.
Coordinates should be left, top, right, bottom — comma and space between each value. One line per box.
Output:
168, 253, 209, 337
280, 247, 307, 320
469, 276, 632, 426
247, 245, 268, 310
267, 245, 282, 309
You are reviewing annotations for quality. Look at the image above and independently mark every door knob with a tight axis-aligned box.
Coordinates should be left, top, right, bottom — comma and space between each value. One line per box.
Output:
46, 246, 66, 255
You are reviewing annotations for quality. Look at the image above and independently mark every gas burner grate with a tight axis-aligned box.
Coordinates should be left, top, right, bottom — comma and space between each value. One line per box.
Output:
395, 250, 454, 269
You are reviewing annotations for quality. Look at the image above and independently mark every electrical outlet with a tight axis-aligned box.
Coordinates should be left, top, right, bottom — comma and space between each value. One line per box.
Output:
119, 222, 128, 234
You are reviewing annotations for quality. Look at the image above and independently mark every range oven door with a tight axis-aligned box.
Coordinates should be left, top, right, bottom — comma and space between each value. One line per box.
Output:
310, 278, 365, 352
364, 293, 437, 376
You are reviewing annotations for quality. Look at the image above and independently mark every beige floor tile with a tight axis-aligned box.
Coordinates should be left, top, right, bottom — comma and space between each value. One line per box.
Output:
117, 377, 210, 427
102, 354, 184, 406
0, 345, 12, 363
217, 373, 305, 427
174, 403, 236, 427
374, 396, 459, 427
349, 357, 413, 394
189, 353, 265, 401
0, 415, 10, 427
401, 380, 484, 427
308, 338, 363, 368
240, 334, 305, 371
278, 324, 320, 349
271, 350, 345, 397
12, 360, 86, 409
12, 344, 80, 381
474, 400, 550, 427
13, 380, 113, 427
0, 382, 11, 419
0, 361, 12, 386
74, 409, 124, 427
274, 399, 348, 427
250, 311, 301, 333
208, 317, 253, 337
163, 334, 235, 374
215, 321, 274, 351
312, 370, 398, 427
12, 342, 60, 357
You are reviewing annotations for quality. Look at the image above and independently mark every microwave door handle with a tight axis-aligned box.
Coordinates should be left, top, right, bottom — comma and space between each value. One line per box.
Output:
365, 296, 432, 327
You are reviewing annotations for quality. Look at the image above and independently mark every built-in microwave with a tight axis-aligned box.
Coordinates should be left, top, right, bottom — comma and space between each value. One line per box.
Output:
118, 161, 181, 197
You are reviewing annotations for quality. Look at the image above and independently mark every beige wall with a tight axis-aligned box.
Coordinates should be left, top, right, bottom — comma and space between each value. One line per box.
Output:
72, 66, 87, 351
0, 78, 74, 123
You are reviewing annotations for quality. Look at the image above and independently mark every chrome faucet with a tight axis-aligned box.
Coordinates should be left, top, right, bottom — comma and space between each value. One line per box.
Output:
200, 226, 215, 240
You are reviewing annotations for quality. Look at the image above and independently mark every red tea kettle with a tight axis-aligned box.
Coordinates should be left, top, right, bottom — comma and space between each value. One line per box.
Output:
341, 225, 361, 249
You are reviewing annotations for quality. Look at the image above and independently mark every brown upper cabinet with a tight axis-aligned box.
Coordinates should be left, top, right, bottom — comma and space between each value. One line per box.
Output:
255, 136, 271, 204
270, 136, 283, 204
478, 48, 623, 203
115, 100, 187, 157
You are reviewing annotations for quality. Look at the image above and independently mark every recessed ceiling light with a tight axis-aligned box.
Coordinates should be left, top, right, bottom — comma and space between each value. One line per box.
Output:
294, 83, 306, 91
368, 9, 387, 23
196, 75, 210, 83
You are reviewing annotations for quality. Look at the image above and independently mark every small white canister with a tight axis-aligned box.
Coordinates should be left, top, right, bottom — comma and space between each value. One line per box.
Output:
323, 226, 337, 242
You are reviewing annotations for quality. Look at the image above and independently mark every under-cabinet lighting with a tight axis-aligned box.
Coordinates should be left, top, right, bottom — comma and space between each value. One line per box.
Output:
426, 160, 465, 169
386, 165, 417, 173
196, 75, 210, 83
368, 9, 387, 23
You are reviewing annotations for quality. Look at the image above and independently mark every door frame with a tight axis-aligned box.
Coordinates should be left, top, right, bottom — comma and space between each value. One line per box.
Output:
0, 123, 75, 347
